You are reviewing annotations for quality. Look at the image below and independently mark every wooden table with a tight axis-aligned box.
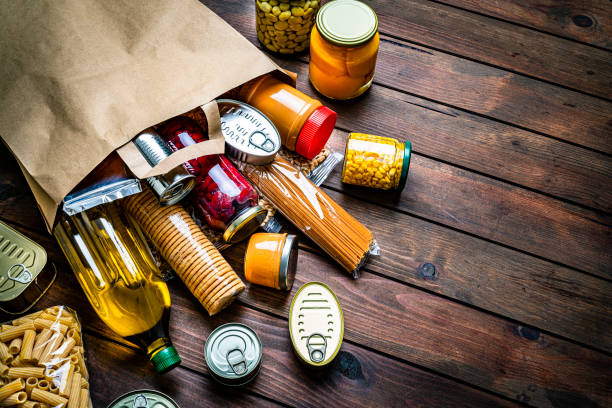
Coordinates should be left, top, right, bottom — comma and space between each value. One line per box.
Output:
1, 0, 611, 406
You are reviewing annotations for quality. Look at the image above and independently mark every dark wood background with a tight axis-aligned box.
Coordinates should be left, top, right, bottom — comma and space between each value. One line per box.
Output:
1, 0, 610, 407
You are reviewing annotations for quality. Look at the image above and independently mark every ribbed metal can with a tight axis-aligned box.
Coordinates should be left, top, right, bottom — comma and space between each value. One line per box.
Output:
134, 128, 195, 205
217, 99, 281, 165
107, 390, 179, 408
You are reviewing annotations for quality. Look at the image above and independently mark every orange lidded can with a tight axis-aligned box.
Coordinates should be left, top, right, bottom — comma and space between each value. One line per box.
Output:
244, 233, 298, 290
342, 133, 411, 191
240, 75, 337, 160
309, 0, 379, 100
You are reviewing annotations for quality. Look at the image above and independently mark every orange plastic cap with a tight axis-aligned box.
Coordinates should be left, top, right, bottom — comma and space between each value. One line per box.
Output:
295, 106, 337, 160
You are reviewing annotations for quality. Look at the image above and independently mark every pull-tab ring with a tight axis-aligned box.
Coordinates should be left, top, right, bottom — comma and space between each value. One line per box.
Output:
306, 333, 327, 363
8, 264, 32, 284
226, 348, 247, 375
249, 131, 276, 153
132, 394, 149, 408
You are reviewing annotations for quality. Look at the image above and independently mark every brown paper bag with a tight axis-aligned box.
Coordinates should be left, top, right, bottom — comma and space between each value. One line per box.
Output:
0, 0, 288, 230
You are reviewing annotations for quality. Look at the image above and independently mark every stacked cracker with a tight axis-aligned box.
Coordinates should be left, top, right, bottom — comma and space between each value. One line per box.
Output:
124, 188, 245, 315
0, 306, 91, 407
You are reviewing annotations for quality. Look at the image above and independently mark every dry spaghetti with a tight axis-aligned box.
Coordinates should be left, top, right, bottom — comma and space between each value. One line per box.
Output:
236, 155, 375, 276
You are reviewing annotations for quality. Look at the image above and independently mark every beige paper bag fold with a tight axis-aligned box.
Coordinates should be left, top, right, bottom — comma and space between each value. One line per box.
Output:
0, 0, 285, 229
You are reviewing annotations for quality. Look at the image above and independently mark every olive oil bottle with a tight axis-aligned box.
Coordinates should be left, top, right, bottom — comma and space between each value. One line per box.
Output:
54, 201, 181, 373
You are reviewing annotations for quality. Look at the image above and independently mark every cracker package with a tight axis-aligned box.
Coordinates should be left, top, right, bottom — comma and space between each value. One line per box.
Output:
124, 188, 245, 315
0, 306, 92, 408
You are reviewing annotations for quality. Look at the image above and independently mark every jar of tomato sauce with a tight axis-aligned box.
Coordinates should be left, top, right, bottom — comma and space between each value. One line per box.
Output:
158, 117, 266, 243
309, 0, 379, 100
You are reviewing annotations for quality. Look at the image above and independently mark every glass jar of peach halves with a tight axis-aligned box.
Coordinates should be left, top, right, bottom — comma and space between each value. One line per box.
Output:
309, 0, 379, 100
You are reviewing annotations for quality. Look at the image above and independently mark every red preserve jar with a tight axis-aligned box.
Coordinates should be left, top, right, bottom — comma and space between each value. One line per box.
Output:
158, 117, 266, 243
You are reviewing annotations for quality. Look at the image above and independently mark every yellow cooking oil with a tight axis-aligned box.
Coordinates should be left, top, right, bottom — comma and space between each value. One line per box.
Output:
54, 200, 181, 373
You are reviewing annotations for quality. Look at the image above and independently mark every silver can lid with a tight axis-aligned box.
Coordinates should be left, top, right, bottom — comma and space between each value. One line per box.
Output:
106, 390, 179, 408
217, 99, 281, 165
204, 323, 262, 386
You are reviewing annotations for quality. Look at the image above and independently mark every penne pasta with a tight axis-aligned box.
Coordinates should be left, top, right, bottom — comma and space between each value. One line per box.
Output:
0, 379, 24, 401
33, 319, 68, 336
22, 401, 42, 408
25, 376, 38, 396
31, 330, 52, 363
31, 388, 68, 407
78, 388, 91, 408
11, 317, 34, 326
20, 330, 36, 362
8, 338, 22, 355
52, 338, 75, 361
67, 372, 81, 407
38, 313, 74, 328
7, 367, 44, 379
0, 322, 36, 343
0, 391, 26, 406
38, 333, 63, 365
0, 343, 10, 363
65, 330, 81, 347
58, 364, 73, 397
0, 363, 8, 377
36, 380, 49, 391
79, 377, 88, 389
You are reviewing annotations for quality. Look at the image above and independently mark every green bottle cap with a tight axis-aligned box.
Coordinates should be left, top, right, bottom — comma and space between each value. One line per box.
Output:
397, 141, 411, 191
316, 0, 378, 47
151, 346, 181, 374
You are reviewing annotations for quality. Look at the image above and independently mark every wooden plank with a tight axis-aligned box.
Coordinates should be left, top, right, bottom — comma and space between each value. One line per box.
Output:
2, 140, 611, 351
86, 334, 277, 407
8, 228, 516, 408
438, 0, 612, 49
203, 0, 612, 148
320, 184, 612, 353
221, 245, 612, 408
199, 4, 612, 208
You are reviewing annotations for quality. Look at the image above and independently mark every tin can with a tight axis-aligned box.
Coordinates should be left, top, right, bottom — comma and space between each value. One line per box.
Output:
289, 282, 343, 367
133, 128, 196, 205
244, 233, 298, 290
217, 99, 281, 165
107, 390, 179, 408
0, 221, 56, 314
204, 323, 262, 386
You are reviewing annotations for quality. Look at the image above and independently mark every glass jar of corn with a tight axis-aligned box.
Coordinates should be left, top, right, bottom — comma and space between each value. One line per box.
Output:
341, 133, 411, 191
255, 0, 320, 55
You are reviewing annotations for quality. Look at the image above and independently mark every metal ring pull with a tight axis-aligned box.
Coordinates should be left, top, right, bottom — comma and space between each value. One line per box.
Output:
132, 394, 149, 408
8, 263, 32, 284
249, 131, 276, 153
306, 333, 327, 363
226, 348, 247, 375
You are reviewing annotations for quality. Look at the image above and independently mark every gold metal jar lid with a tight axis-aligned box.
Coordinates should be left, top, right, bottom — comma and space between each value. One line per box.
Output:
223, 205, 268, 244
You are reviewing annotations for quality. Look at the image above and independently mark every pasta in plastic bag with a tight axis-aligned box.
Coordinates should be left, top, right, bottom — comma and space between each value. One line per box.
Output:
0, 305, 92, 408
235, 155, 378, 278
124, 188, 245, 315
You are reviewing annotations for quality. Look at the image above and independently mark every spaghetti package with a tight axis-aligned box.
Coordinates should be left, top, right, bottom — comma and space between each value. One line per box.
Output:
0, 306, 92, 408
236, 155, 378, 278
124, 188, 245, 315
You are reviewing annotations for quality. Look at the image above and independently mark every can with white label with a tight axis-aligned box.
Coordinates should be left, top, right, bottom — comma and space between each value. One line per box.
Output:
289, 282, 344, 367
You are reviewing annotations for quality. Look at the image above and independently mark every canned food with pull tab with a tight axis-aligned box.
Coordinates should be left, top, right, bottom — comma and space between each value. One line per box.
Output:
107, 390, 179, 408
289, 282, 344, 367
0, 220, 56, 315
204, 323, 263, 386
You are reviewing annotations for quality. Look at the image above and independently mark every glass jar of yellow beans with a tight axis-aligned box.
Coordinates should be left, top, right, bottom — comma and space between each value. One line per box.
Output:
255, 0, 320, 55
341, 133, 411, 191
309, 0, 379, 99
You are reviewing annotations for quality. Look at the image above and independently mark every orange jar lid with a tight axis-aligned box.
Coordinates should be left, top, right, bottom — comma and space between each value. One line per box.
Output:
244, 233, 298, 290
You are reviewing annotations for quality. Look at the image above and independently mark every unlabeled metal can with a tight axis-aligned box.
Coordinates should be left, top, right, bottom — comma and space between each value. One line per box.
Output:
107, 390, 179, 408
134, 128, 196, 205
0, 220, 56, 314
217, 99, 281, 165
204, 323, 262, 386
289, 282, 344, 367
